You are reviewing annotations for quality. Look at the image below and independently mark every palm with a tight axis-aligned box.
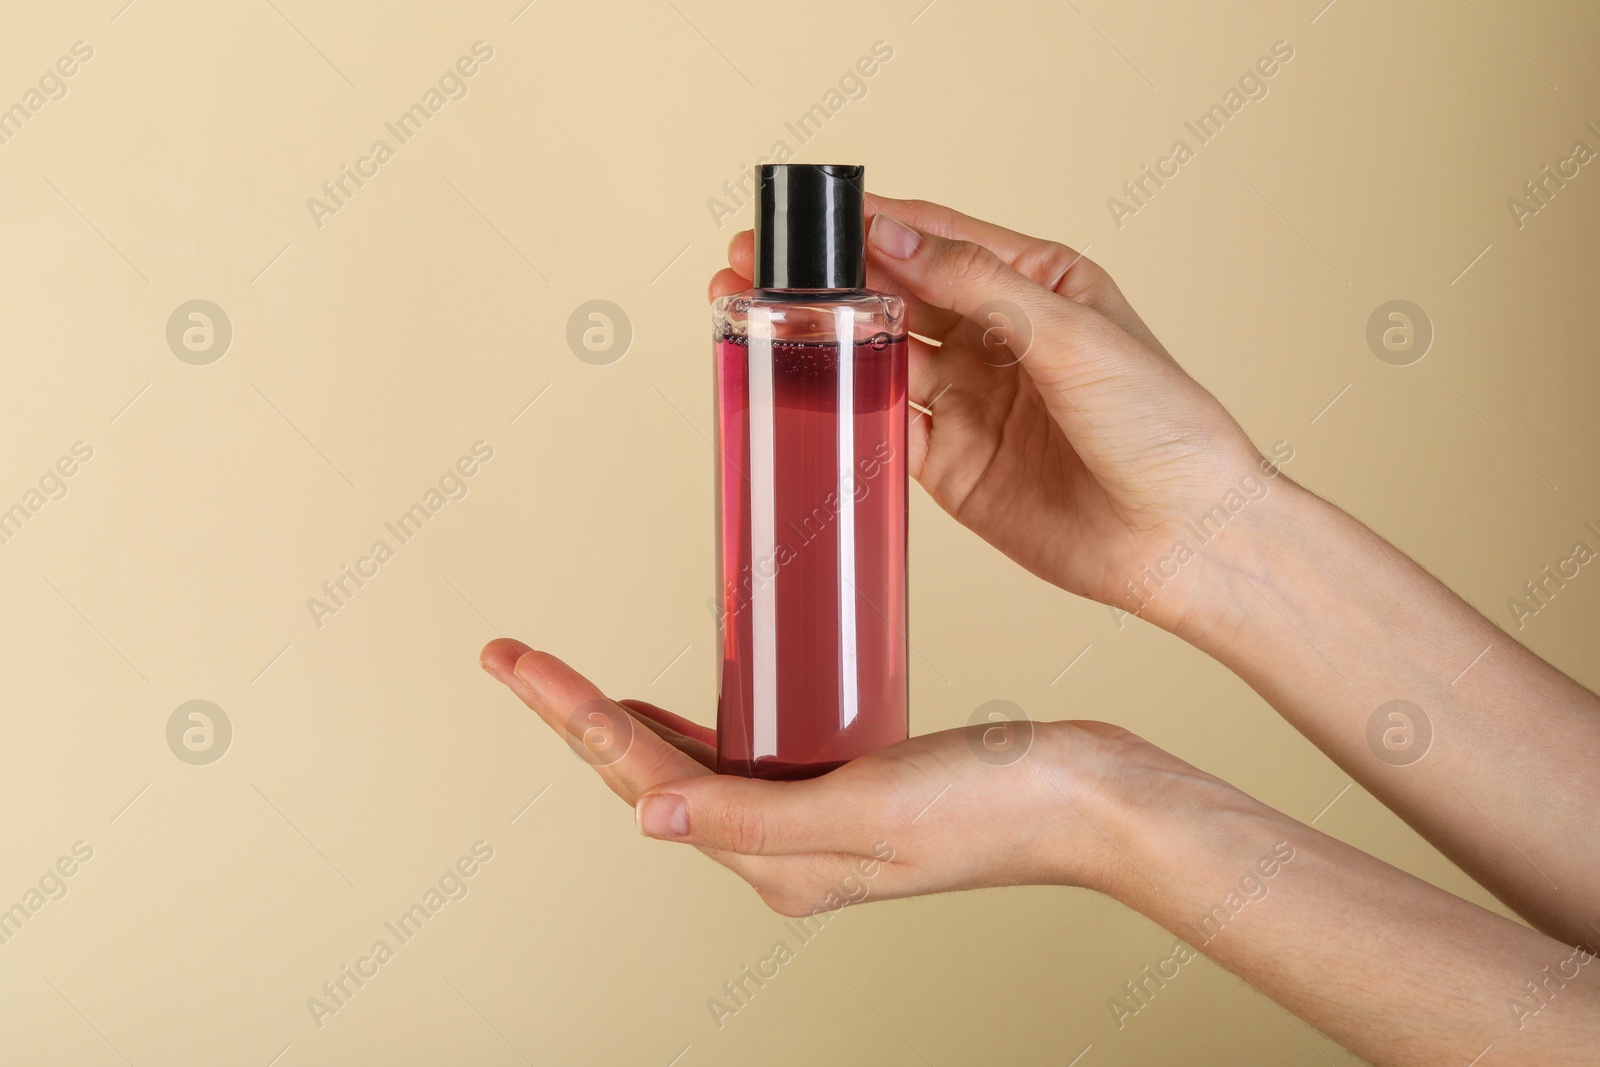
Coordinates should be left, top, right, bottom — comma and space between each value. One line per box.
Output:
482, 639, 1131, 908
911, 338, 1115, 592
908, 307, 1229, 608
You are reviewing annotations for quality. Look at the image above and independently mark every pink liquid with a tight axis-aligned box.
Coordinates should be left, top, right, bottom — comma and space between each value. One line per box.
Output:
714, 332, 908, 779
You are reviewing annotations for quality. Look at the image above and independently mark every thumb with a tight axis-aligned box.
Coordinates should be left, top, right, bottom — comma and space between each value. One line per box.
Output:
866, 212, 1068, 337
634, 774, 881, 857
866, 213, 1174, 445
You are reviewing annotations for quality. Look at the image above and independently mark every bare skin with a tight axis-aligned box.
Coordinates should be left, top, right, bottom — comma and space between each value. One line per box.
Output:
481, 194, 1600, 1065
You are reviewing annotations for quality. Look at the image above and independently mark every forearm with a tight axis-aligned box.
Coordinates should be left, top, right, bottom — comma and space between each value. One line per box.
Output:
1160, 478, 1600, 946
1083, 765, 1600, 1066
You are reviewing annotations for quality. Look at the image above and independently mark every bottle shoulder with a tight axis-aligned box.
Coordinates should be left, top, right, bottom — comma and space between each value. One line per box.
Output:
712, 288, 904, 310
713, 288, 905, 341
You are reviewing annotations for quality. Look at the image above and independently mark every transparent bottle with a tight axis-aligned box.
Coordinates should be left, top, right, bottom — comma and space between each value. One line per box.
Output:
711, 165, 908, 780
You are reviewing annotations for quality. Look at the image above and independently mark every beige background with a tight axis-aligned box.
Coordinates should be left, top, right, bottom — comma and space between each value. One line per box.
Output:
1, 0, 1597, 1064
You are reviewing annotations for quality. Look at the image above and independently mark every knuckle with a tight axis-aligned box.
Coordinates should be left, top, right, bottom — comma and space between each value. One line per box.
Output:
711, 801, 768, 854
1072, 271, 1120, 312
1039, 242, 1115, 300
943, 239, 1003, 287
632, 738, 678, 781
1031, 240, 1078, 278
897, 197, 935, 220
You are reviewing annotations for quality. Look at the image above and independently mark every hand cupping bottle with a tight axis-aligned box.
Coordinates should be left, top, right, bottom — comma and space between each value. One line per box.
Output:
711, 164, 909, 779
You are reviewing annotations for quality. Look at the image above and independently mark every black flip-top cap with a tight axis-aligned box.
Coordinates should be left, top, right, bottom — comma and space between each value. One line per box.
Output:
754, 164, 865, 289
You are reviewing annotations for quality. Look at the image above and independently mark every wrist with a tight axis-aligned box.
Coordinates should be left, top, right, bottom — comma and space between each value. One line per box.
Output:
1033, 722, 1252, 901
1146, 475, 1332, 651
1078, 739, 1287, 916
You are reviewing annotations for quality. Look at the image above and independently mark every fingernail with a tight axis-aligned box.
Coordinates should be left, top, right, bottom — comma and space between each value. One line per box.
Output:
512, 650, 546, 687
869, 214, 921, 260
482, 639, 533, 680
636, 794, 690, 838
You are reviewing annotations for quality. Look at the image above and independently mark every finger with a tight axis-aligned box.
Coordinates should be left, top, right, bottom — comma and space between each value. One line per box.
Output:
480, 640, 711, 804
905, 335, 956, 481
728, 218, 995, 348
716, 236, 948, 477
626, 711, 716, 771
729, 229, 753, 277
707, 290, 939, 477
732, 201, 1161, 355
708, 266, 748, 303
616, 698, 715, 746
867, 195, 1169, 356
714, 227, 944, 406
617, 699, 717, 770
727, 225, 969, 346
864, 213, 1201, 471
865, 214, 1158, 393
865, 212, 1064, 329
633, 772, 880, 857
480, 635, 532, 666
720, 225, 951, 400
868, 192, 1076, 265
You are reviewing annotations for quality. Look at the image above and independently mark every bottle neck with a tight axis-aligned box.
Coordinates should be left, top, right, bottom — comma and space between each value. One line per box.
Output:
750, 287, 871, 301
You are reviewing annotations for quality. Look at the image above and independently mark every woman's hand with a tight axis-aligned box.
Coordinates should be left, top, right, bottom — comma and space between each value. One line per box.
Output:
479, 638, 1195, 915
476, 191, 1600, 1066
480, 636, 1600, 1067
711, 194, 1278, 633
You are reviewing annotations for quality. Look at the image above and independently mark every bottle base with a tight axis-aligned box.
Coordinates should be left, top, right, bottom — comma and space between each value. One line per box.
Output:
716, 755, 848, 781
